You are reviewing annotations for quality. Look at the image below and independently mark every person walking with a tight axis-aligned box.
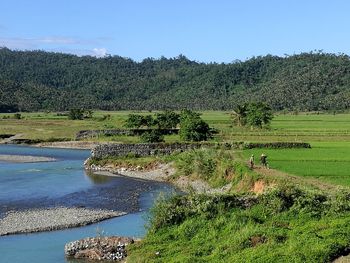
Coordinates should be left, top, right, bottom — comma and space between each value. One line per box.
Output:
260, 153, 268, 168
249, 154, 254, 169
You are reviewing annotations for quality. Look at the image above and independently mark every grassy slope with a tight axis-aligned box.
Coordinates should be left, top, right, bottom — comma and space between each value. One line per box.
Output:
128, 190, 350, 263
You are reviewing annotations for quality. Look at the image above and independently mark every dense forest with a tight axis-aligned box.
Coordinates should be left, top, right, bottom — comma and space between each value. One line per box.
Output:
1, 47, 350, 112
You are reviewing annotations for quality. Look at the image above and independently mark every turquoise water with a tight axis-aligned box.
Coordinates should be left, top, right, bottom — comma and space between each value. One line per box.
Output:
0, 145, 172, 263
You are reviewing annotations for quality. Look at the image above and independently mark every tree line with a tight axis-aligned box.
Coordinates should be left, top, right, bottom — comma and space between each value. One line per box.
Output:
1, 48, 350, 112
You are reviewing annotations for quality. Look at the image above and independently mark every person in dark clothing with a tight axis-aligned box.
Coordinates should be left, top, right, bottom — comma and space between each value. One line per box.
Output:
260, 153, 268, 168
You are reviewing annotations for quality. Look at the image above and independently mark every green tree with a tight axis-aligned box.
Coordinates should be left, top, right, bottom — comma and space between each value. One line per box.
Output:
124, 114, 154, 128
179, 110, 211, 141
154, 110, 180, 129
246, 102, 273, 128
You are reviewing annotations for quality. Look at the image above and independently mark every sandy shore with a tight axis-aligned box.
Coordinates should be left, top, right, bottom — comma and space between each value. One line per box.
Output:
0, 154, 56, 163
0, 207, 126, 236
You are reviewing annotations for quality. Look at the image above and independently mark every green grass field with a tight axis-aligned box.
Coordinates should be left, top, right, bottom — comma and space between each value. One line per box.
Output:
243, 142, 350, 187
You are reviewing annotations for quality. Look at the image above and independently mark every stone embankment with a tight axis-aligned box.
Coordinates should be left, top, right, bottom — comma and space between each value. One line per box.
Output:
0, 207, 126, 236
65, 236, 135, 261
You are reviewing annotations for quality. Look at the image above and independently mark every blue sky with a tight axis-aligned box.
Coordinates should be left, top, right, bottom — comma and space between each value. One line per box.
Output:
0, 0, 350, 62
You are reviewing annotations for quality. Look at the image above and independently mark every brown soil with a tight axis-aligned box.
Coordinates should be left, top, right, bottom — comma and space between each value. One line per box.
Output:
252, 180, 266, 194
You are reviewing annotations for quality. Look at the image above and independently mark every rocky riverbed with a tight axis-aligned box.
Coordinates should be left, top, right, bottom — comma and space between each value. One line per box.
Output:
0, 207, 126, 236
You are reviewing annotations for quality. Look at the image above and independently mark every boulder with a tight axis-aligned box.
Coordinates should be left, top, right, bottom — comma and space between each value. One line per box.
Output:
65, 236, 134, 261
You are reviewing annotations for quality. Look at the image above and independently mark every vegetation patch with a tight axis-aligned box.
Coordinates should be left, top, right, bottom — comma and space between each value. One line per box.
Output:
128, 187, 350, 263
168, 148, 261, 190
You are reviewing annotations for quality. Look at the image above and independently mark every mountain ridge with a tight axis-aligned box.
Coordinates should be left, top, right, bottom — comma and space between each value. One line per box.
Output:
1, 48, 350, 112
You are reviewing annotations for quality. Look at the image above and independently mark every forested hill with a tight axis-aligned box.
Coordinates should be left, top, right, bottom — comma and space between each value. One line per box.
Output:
1, 48, 350, 112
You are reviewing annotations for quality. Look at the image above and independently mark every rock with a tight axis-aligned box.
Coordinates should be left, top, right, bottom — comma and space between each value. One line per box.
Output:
65, 236, 134, 261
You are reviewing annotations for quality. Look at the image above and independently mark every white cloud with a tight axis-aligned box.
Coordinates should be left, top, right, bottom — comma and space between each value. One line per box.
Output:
92, 48, 107, 58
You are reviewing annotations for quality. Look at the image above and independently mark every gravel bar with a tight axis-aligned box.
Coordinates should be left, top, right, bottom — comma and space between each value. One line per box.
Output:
0, 207, 126, 236
0, 154, 56, 163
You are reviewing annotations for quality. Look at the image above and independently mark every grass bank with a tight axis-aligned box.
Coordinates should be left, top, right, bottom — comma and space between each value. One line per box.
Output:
128, 187, 350, 262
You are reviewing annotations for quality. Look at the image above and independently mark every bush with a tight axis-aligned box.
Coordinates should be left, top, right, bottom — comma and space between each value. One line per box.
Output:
140, 130, 164, 143
13, 113, 21, 119
68, 109, 93, 120
154, 110, 180, 129
124, 114, 154, 128
174, 148, 238, 187
68, 108, 84, 120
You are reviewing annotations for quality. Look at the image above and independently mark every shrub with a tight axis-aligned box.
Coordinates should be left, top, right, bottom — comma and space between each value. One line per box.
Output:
154, 110, 180, 129
68, 108, 84, 120
13, 113, 21, 119
174, 148, 238, 187
140, 130, 164, 143
124, 114, 154, 128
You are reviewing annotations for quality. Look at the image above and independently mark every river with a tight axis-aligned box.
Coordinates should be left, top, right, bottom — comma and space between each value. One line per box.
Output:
0, 145, 173, 262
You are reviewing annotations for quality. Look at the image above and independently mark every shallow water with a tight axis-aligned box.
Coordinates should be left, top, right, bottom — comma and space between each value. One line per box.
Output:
0, 145, 173, 262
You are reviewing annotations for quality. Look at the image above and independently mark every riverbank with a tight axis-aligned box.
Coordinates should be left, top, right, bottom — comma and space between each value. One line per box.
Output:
90, 163, 233, 194
0, 207, 126, 236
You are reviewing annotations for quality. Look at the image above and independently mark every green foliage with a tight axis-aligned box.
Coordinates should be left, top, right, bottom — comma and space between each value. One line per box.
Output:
246, 102, 273, 128
140, 130, 164, 143
179, 110, 211, 141
67, 108, 93, 120
2, 49, 350, 111
124, 114, 154, 128
171, 148, 261, 190
129, 187, 350, 263
231, 104, 248, 126
154, 110, 180, 129
231, 102, 273, 128
68, 108, 84, 120
13, 113, 21, 119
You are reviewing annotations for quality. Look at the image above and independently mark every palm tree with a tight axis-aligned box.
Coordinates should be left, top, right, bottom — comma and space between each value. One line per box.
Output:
231, 104, 247, 127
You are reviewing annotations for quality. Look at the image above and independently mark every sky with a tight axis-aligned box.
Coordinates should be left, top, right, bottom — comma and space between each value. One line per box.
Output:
0, 0, 350, 63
